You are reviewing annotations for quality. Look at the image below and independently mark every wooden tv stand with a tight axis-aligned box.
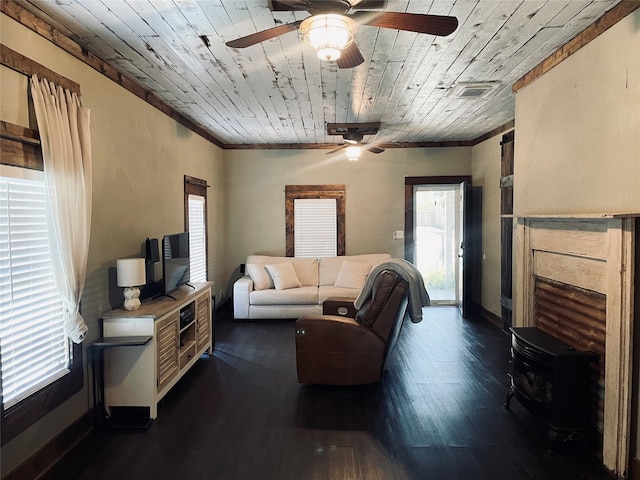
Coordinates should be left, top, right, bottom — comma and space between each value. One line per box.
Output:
101, 282, 213, 420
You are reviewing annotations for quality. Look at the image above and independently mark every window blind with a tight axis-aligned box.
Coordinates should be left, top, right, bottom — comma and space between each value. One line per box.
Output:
188, 194, 207, 282
294, 198, 337, 257
0, 171, 68, 409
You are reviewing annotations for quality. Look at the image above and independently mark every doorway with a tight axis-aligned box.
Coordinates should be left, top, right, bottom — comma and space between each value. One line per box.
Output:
414, 185, 459, 304
404, 176, 473, 316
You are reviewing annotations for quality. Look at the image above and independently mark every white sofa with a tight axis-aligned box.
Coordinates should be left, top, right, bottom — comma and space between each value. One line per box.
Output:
233, 254, 392, 319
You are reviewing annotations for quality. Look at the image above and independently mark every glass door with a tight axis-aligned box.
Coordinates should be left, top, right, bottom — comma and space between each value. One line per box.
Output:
413, 185, 461, 304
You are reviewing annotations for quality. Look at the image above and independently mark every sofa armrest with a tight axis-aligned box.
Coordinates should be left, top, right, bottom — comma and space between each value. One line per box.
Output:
233, 276, 253, 319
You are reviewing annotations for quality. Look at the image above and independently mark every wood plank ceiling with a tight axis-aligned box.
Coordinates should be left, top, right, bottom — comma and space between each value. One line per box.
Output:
12, 0, 625, 148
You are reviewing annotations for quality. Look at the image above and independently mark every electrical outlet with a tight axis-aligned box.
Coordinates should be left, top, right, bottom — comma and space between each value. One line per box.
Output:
393, 230, 404, 240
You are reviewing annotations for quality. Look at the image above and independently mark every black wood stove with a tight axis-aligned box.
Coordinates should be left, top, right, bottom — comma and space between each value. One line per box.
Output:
505, 327, 598, 449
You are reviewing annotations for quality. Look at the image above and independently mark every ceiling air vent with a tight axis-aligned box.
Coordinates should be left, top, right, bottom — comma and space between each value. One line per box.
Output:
449, 82, 498, 99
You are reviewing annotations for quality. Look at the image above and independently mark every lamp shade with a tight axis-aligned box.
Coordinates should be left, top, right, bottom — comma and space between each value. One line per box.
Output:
300, 14, 356, 61
117, 258, 146, 287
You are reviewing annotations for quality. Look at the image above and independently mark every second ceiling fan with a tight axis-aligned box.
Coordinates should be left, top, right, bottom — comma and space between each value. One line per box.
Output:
326, 122, 384, 161
226, 0, 458, 68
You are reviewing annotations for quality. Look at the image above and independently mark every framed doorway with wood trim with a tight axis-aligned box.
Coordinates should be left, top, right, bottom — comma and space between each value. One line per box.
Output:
405, 176, 474, 317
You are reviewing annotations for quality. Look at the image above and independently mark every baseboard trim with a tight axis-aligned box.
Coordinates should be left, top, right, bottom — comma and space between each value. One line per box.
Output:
4, 411, 93, 480
474, 303, 502, 329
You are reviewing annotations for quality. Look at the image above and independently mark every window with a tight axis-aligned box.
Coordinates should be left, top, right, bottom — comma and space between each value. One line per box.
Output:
1, 56, 85, 443
285, 185, 345, 257
0, 168, 67, 408
0, 165, 82, 444
294, 199, 337, 257
188, 195, 206, 282
184, 176, 208, 282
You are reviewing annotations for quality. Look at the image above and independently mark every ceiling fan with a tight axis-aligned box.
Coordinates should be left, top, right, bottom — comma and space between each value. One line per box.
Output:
326, 122, 384, 160
225, 0, 458, 68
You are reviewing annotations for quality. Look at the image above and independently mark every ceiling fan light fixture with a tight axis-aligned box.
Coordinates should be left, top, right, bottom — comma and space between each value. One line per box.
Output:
300, 14, 356, 62
345, 145, 362, 161
316, 47, 342, 61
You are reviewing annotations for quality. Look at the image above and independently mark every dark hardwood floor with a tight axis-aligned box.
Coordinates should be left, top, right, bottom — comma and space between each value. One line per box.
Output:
42, 306, 611, 480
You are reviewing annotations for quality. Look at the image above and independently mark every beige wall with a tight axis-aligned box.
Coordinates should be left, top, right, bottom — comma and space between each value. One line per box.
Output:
514, 9, 640, 215
1, 13, 225, 476
513, 9, 640, 461
471, 133, 506, 317
225, 147, 472, 273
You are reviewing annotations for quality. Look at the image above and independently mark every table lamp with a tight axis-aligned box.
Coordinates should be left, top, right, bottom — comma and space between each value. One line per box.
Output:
117, 258, 146, 311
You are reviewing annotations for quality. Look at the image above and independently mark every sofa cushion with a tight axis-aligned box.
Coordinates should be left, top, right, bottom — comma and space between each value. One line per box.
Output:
266, 262, 302, 290
334, 261, 371, 289
245, 263, 274, 290
290, 258, 318, 287
246, 255, 318, 287
251, 286, 318, 305
319, 254, 391, 286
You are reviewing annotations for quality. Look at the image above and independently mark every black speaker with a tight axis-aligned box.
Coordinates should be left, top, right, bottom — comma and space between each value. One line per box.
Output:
146, 238, 159, 263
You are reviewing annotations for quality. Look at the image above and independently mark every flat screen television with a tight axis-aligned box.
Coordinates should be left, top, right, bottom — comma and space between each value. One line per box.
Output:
162, 232, 190, 296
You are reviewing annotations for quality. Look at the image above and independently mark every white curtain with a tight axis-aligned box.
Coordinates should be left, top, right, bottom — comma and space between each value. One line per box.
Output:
30, 75, 92, 344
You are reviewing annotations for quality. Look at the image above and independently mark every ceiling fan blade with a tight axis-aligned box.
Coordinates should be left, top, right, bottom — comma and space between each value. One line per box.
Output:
226, 20, 302, 48
336, 42, 365, 69
349, 0, 386, 9
351, 12, 458, 36
326, 145, 346, 154
367, 146, 385, 154
269, 0, 311, 11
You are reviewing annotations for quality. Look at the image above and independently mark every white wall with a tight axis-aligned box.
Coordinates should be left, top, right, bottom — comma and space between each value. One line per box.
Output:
225, 147, 472, 273
514, 9, 640, 215
1, 13, 225, 476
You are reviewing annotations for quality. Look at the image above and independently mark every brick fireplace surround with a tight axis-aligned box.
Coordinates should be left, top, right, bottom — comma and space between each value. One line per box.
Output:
514, 214, 638, 479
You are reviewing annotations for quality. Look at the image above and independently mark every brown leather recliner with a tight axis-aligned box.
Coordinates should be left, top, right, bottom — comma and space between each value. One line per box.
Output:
294, 269, 410, 385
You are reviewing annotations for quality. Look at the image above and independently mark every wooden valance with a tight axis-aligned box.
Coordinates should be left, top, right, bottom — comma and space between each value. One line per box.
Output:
1, 121, 42, 170
1, 44, 82, 169
1, 44, 80, 94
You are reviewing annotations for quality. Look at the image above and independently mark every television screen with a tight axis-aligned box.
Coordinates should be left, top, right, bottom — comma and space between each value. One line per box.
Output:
162, 232, 190, 294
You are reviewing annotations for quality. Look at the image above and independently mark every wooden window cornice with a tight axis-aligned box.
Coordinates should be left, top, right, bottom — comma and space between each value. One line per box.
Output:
1, 44, 80, 94
1, 43, 81, 170
1, 121, 43, 169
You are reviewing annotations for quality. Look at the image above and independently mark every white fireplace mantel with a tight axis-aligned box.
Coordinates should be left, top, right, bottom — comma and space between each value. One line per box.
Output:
513, 213, 637, 478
